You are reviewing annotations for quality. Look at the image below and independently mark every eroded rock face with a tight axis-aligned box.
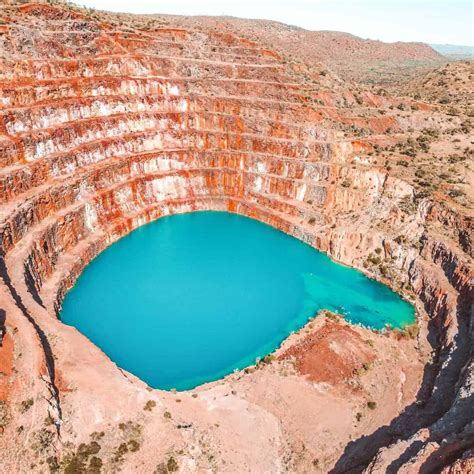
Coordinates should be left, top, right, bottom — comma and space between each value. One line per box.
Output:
0, 2, 472, 472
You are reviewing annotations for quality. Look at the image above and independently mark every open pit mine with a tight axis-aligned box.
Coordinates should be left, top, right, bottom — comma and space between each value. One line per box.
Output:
0, 1, 473, 472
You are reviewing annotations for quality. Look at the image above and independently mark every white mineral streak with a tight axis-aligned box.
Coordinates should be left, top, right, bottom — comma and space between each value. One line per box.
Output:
147, 175, 190, 201
353, 155, 370, 165
7, 119, 26, 134
29, 117, 183, 161
256, 161, 267, 174
114, 186, 135, 212
254, 175, 263, 192
130, 157, 186, 175
196, 136, 205, 149
178, 99, 189, 112
333, 141, 353, 163
168, 84, 180, 96
76, 180, 91, 201
83, 202, 98, 232
366, 172, 386, 198
296, 183, 307, 201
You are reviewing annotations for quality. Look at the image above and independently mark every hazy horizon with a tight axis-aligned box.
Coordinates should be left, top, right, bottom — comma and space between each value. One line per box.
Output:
76, 0, 473, 47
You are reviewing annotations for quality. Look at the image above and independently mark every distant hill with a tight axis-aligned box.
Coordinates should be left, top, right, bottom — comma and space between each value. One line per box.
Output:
402, 61, 474, 110
430, 44, 474, 60
164, 16, 445, 85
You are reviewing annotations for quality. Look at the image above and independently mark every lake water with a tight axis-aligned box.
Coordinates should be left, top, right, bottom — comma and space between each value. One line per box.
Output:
60, 211, 414, 390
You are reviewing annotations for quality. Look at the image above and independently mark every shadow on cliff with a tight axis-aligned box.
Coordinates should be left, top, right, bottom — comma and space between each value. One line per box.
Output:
24, 263, 46, 309
0, 251, 62, 428
330, 299, 472, 473
418, 428, 474, 473
0, 308, 5, 345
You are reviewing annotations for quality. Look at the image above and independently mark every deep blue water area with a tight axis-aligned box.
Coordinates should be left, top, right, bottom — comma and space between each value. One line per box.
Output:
61, 211, 414, 390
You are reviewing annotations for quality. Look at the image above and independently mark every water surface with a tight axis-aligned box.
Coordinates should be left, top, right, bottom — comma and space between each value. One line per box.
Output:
61, 211, 414, 390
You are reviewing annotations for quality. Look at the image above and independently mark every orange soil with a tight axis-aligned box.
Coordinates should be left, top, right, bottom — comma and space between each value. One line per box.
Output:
0, 331, 14, 401
280, 321, 376, 386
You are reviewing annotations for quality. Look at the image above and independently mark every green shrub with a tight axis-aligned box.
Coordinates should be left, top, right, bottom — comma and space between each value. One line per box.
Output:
144, 400, 156, 411
20, 398, 34, 414
367, 254, 381, 265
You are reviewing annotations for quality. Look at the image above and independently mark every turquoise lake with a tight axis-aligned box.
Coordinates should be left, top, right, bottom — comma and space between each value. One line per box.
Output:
60, 211, 415, 390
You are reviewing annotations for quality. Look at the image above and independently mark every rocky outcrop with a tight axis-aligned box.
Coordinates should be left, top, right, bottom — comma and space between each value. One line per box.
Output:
0, 2, 472, 472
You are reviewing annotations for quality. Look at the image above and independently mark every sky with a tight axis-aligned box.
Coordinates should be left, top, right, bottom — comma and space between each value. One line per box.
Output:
76, 0, 473, 46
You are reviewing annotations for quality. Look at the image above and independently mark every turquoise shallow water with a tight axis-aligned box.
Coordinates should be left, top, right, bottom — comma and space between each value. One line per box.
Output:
60, 211, 414, 390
